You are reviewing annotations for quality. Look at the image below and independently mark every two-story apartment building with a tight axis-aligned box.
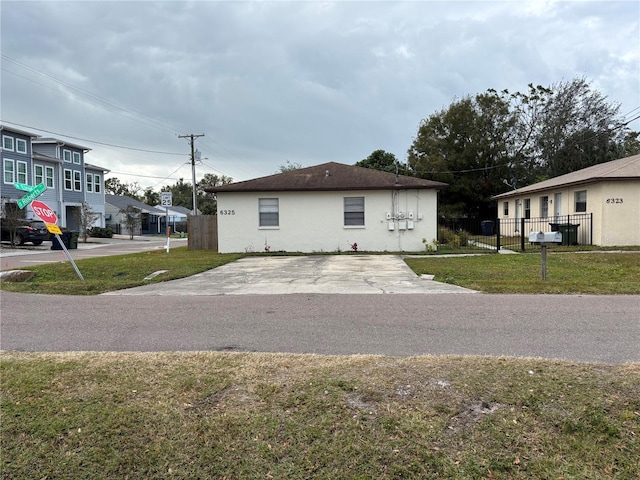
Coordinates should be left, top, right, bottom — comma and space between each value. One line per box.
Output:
1, 124, 108, 229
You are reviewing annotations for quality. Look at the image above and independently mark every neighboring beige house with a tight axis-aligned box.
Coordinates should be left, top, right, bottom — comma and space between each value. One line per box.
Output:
493, 154, 640, 247
209, 162, 447, 253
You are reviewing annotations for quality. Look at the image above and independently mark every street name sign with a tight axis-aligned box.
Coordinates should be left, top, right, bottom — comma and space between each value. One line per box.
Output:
16, 182, 46, 208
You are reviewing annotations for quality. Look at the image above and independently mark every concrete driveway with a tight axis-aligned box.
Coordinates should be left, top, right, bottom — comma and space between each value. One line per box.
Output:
104, 255, 477, 295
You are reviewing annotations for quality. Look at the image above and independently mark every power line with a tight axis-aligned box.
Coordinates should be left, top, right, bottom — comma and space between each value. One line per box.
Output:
0, 120, 186, 155
1, 54, 185, 135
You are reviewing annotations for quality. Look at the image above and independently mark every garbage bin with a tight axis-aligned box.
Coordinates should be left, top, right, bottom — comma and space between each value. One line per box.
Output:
68, 231, 79, 249
549, 223, 559, 232
481, 220, 495, 236
51, 232, 71, 250
557, 223, 580, 246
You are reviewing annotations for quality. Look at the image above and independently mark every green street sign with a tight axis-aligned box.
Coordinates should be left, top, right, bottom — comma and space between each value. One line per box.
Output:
14, 182, 36, 192
17, 182, 47, 209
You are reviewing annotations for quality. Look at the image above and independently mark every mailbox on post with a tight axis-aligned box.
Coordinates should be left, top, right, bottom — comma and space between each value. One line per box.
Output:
529, 231, 562, 280
528, 231, 562, 245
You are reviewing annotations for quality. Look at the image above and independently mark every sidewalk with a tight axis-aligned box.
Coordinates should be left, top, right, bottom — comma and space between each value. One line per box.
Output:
0, 235, 169, 258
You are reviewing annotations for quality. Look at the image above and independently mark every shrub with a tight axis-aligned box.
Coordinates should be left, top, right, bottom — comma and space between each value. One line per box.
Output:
87, 226, 113, 238
438, 227, 469, 247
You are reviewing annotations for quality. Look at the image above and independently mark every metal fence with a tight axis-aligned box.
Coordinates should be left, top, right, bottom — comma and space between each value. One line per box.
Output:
438, 213, 593, 252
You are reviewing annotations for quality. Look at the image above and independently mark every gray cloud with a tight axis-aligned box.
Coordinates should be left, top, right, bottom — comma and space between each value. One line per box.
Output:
2, 0, 638, 188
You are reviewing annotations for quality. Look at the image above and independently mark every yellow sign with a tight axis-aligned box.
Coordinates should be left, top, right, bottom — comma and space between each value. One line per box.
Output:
45, 223, 62, 235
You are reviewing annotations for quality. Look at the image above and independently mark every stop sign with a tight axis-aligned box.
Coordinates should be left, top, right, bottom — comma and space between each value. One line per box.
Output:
30, 200, 58, 224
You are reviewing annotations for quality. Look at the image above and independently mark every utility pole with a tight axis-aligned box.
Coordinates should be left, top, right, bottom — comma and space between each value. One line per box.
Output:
178, 133, 205, 215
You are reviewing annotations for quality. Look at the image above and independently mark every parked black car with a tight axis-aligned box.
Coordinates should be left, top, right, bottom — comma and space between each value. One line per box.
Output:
0, 219, 50, 246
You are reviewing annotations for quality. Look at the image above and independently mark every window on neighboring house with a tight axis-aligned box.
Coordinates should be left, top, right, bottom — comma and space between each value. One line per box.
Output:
259, 198, 279, 227
575, 190, 587, 212
524, 198, 531, 219
72, 152, 81, 164
63, 149, 72, 163
93, 174, 101, 193
16, 139, 27, 154
34, 165, 44, 185
64, 169, 73, 190
86, 173, 93, 192
540, 196, 549, 218
74, 171, 82, 191
344, 197, 365, 226
3, 135, 14, 151
45, 166, 55, 188
3, 159, 14, 183
503, 201, 509, 216
16, 161, 27, 184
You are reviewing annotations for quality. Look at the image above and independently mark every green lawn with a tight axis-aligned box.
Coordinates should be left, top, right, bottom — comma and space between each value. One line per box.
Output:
2, 352, 638, 479
405, 252, 640, 294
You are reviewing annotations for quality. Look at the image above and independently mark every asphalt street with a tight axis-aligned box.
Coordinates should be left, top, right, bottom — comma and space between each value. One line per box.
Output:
1, 242, 638, 363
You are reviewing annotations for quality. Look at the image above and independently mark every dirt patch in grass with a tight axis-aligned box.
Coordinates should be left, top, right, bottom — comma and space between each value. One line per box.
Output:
2, 352, 639, 479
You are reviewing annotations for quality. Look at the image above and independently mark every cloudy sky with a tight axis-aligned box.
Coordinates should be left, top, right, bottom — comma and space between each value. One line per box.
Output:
2, 0, 639, 190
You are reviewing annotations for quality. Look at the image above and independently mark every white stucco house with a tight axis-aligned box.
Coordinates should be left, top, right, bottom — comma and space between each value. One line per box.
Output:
493, 154, 640, 247
208, 162, 447, 253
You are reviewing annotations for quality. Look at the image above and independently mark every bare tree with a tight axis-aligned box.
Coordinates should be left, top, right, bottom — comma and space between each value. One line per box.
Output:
1, 201, 26, 247
119, 205, 141, 240
73, 202, 100, 243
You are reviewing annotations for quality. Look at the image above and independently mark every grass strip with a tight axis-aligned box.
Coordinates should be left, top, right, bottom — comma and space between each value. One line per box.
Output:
0, 247, 242, 295
2, 352, 639, 479
405, 252, 640, 294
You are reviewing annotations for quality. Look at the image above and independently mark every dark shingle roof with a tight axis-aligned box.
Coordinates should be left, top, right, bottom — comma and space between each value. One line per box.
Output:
208, 162, 447, 193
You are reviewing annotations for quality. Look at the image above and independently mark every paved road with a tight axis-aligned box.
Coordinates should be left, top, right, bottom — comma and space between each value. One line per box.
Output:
1, 289, 638, 363
0, 236, 187, 271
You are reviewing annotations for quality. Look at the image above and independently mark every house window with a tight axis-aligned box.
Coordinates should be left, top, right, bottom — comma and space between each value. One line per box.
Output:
2, 135, 14, 151
86, 173, 93, 192
540, 196, 549, 218
64, 169, 73, 190
259, 198, 279, 227
3, 159, 14, 183
503, 201, 509, 216
72, 152, 81, 164
63, 149, 72, 163
16, 161, 27, 184
575, 190, 587, 213
74, 171, 82, 191
16, 139, 27, 154
93, 174, 101, 193
524, 198, 531, 219
34, 165, 44, 185
344, 197, 365, 226
45, 166, 55, 188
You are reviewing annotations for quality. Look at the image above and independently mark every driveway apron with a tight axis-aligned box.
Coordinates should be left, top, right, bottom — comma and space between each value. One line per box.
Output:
103, 255, 477, 295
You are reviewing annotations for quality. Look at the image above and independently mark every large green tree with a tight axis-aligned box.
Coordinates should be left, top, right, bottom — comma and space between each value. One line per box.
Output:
197, 173, 233, 215
408, 92, 516, 218
104, 178, 142, 200
408, 77, 637, 218
355, 150, 411, 175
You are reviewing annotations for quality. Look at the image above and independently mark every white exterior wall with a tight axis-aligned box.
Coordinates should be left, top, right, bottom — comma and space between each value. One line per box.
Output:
217, 189, 439, 253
